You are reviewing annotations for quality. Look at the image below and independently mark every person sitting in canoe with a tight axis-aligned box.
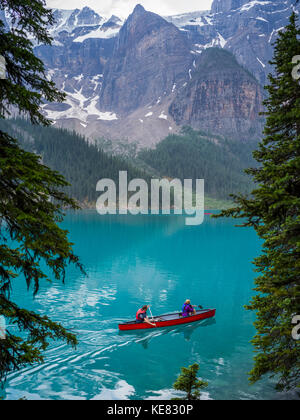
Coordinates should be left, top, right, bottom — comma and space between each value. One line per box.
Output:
182, 300, 197, 318
136, 305, 156, 327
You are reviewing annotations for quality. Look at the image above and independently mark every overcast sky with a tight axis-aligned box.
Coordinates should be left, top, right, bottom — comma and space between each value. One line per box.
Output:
46, 0, 214, 18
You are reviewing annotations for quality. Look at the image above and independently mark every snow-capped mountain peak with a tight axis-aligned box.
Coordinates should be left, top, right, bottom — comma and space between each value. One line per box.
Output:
28, 0, 299, 146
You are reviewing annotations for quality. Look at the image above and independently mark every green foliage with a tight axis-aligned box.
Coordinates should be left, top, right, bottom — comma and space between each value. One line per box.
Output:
139, 127, 257, 199
172, 363, 208, 401
0, 118, 149, 204
0, 0, 65, 126
0, 1, 84, 382
0, 129, 84, 382
95, 137, 140, 159
204, 196, 233, 210
214, 13, 300, 391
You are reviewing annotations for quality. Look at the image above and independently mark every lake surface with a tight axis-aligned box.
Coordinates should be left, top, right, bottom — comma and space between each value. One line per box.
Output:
2, 211, 284, 400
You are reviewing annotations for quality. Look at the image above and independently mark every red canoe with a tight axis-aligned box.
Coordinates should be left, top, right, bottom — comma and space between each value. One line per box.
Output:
118, 309, 216, 331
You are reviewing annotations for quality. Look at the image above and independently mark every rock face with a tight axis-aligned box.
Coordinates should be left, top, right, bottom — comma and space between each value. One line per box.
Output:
211, 0, 248, 14
169, 48, 264, 141
172, 0, 296, 86
99, 5, 192, 115
9, 0, 297, 146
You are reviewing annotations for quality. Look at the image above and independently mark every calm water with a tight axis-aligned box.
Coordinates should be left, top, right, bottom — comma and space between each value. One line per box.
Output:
2, 211, 284, 400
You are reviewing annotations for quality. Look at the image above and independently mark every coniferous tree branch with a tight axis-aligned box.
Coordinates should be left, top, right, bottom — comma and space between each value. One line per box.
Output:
0, 0, 65, 124
0, 1, 85, 382
214, 13, 300, 392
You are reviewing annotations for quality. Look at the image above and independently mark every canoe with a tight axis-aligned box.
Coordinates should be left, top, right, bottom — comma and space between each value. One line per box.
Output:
118, 308, 216, 331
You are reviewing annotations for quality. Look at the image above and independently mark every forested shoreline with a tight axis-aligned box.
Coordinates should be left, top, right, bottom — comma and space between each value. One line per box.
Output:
0, 118, 256, 207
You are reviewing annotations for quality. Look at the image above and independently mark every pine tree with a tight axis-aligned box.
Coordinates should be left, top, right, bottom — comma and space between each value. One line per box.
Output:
172, 363, 208, 400
0, 1, 84, 382
215, 13, 300, 391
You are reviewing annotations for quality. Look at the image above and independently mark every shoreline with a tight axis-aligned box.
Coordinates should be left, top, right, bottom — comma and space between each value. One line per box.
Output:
77, 199, 233, 212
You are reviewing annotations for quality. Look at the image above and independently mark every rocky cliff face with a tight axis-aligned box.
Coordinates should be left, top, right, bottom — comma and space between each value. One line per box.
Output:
211, 0, 248, 14
169, 48, 264, 141
171, 0, 296, 86
12, 1, 298, 146
99, 5, 192, 115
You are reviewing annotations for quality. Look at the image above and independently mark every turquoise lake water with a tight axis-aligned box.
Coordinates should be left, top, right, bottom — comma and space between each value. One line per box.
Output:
2, 211, 284, 400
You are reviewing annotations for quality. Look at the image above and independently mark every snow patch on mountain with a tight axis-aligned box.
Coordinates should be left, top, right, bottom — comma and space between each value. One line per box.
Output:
159, 112, 168, 120
31, 1, 299, 145
74, 26, 120, 42
240, 1, 272, 12
42, 89, 118, 124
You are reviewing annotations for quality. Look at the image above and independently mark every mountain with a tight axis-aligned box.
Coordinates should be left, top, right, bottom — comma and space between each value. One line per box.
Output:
3, 1, 299, 146
169, 0, 296, 85
99, 5, 192, 115
211, 0, 248, 14
51, 7, 103, 36
169, 48, 265, 141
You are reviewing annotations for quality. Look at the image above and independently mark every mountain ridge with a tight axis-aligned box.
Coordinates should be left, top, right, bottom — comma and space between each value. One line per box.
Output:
3, 1, 299, 146
99, 4, 192, 116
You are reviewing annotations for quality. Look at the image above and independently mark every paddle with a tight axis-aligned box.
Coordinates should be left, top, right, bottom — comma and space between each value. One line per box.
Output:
149, 306, 154, 320
148, 306, 157, 327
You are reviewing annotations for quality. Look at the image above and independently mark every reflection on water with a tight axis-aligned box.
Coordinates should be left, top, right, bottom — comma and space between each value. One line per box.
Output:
119, 318, 217, 350
1, 211, 293, 400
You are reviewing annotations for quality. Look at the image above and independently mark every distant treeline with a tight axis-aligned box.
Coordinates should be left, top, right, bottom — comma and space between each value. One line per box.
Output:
138, 127, 258, 199
0, 119, 257, 203
0, 118, 148, 203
